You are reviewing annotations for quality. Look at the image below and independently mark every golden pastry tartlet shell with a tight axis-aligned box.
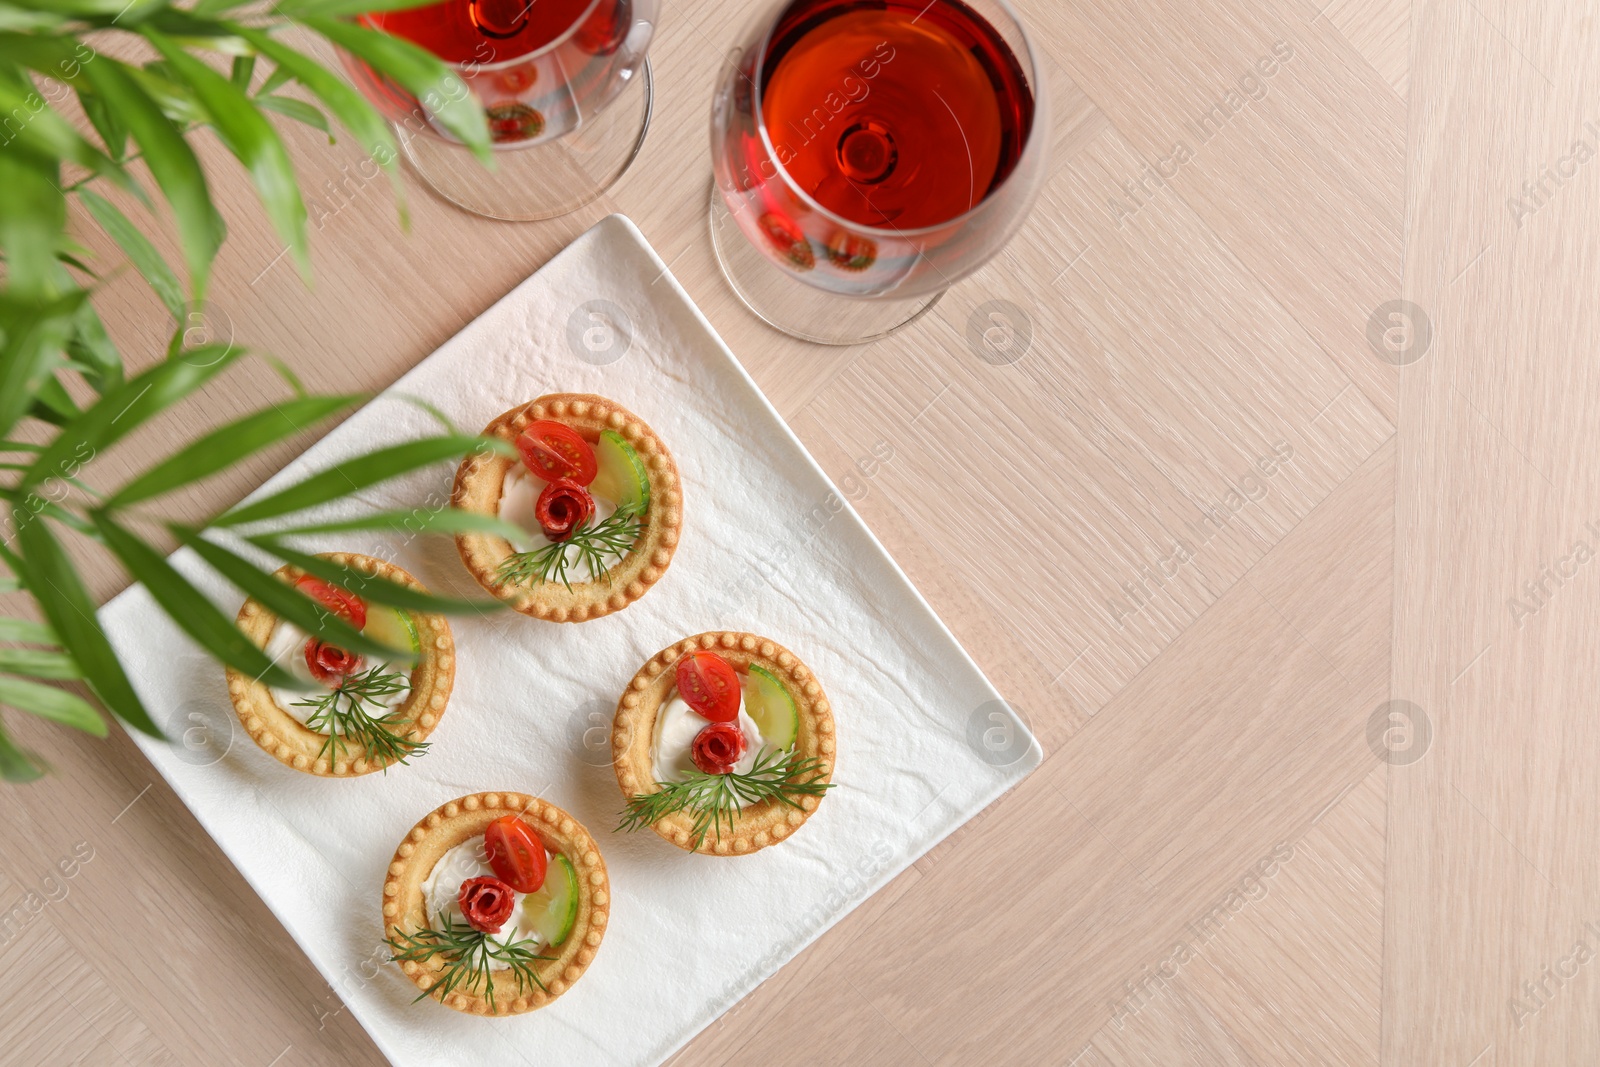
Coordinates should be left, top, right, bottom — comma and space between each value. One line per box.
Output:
452, 393, 681, 622
612, 631, 835, 856
382, 792, 610, 1016
225, 553, 454, 777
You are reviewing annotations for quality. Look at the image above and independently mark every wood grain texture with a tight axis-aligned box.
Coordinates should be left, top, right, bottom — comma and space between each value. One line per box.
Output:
1386, 1, 1600, 1065
5, 0, 1575, 1063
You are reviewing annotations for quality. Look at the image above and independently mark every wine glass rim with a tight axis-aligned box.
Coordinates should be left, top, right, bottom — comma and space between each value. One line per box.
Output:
748, 0, 1046, 239
374, 0, 609, 70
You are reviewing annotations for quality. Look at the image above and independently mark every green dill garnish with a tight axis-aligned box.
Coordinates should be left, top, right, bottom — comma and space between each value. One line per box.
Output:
496, 502, 643, 591
292, 663, 423, 767
617, 747, 833, 849
385, 911, 556, 1011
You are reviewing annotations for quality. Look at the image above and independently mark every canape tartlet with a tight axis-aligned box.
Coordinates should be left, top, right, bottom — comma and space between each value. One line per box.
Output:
613, 632, 835, 855
226, 553, 453, 777
452, 393, 681, 622
383, 792, 609, 1016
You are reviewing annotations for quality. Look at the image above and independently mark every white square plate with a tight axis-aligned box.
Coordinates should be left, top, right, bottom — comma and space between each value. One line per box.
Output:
100, 215, 1042, 1067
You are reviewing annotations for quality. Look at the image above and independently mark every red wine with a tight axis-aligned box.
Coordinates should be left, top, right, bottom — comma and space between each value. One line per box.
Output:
367, 0, 626, 64
758, 0, 1034, 229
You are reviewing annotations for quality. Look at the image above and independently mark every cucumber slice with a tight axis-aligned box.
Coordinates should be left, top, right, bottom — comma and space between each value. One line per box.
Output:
523, 853, 579, 945
744, 664, 799, 751
363, 606, 420, 658
590, 430, 650, 513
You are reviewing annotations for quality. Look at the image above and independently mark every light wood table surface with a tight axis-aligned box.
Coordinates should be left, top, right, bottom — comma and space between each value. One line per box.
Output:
2, 0, 1591, 1063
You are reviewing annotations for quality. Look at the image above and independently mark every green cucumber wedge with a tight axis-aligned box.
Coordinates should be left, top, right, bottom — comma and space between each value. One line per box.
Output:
363, 606, 420, 659
590, 429, 650, 513
745, 663, 799, 751
523, 852, 580, 945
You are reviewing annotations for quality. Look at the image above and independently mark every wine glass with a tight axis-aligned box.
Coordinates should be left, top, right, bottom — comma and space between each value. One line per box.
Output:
344, 0, 657, 220
709, 0, 1048, 344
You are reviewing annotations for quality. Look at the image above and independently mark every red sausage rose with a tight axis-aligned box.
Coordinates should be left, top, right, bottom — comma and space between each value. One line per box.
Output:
535, 478, 595, 542
304, 639, 363, 684
691, 721, 747, 775
459, 875, 517, 934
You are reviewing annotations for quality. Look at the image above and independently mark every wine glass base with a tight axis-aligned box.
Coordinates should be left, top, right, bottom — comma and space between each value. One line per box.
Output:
399, 59, 654, 222
707, 185, 943, 345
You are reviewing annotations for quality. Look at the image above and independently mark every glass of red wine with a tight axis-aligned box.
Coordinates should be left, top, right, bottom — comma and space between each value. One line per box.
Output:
709, 0, 1047, 344
345, 0, 655, 220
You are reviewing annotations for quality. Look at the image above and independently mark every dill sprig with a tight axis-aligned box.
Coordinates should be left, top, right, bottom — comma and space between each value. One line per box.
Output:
385, 911, 555, 1011
292, 662, 423, 767
496, 502, 643, 592
617, 747, 833, 849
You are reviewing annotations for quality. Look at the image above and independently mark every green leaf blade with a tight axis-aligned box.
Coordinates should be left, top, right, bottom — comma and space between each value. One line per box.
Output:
78, 188, 186, 321
90, 511, 302, 690
252, 539, 503, 615
143, 29, 310, 282
0, 648, 83, 681
178, 532, 412, 661
105, 394, 357, 509
302, 17, 489, 162
11, 510, 162, 738
216, 435, 503, 527
79, 56, 222, 299
271, 505, 529, 544
23, 343, 244, 491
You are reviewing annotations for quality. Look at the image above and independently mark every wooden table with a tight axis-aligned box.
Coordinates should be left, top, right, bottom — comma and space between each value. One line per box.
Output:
2, 0, 1591, 1063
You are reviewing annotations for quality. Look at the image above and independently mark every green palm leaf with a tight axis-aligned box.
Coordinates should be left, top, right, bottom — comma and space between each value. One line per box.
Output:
178, 531, 415, 661
231, 26, 406, 211
302, 16, 490, 161
78, 189, 185, 321
0, 719, 46, 782
269, 506, 529, 543
253, 539, 503, 615
90, 511, 304, 690
0, 290, 85, 443
0, 153, 65, 300
9, 514, 162, 738
0, 648, 80, 682
105, 394, 359, 508
143, 29, 310, 281
79, 57, 223, 298
22, 343, 242, 490
216, 435, 506, 527
0, 674, 100, 733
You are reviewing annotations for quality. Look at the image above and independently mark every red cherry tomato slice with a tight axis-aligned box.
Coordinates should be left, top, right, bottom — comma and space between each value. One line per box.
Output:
484, 815, 548, 894
516, 420, 597, 486
295, 576, 367, 630
676, 651, 741, 723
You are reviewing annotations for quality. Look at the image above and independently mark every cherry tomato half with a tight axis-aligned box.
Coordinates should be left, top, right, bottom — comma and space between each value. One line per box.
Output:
516, 420, 597, 485
676, 651, 741, 723
295, 576, 367, 630
484, 815, 548, 894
